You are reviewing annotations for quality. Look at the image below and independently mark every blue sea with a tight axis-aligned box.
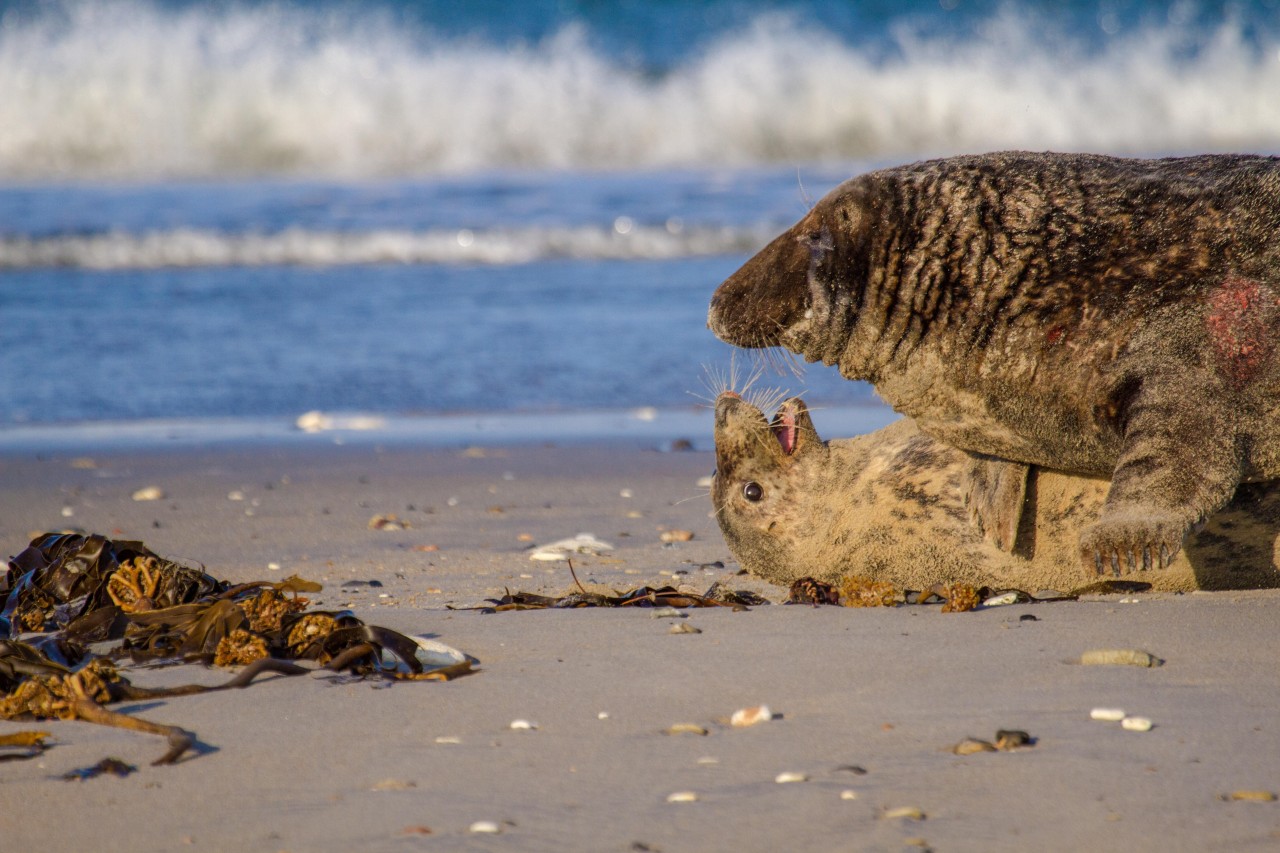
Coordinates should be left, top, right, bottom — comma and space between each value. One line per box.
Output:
1, 0, 1279, 443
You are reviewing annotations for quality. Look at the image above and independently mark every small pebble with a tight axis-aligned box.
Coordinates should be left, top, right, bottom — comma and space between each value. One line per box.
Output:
650, 607, 684, 619
434, 736, 462, 744
60, 506, 74, 517
775, 771, 808, 784
1090, 708, 1127, 722
131, 486, 165, 501
509, 719, 538, 731
669, 623, 702, 635
266, 562, 281, 571
840, 790, 859, 801
468, 821, 501, 834
883, 806, 926, 821
666, 791, 698, 803
995, 729, 1033, 750
368, 514, 411, 531
730, 705, 772, 727
1121, 716, 1153, 732
597, 712, 609, 720
660, 529, 695, 543
227, 490, 245, 501
665, 723, 708, 736
619, 488, 634, 498
371, 778, 416, 791
696, 756, 719, 766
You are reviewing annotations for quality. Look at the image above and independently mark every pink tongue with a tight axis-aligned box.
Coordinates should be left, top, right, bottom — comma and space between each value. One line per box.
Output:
774, 410, 797, 455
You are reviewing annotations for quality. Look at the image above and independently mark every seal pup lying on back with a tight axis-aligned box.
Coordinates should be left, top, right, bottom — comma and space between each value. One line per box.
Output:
708, 151, 1280, 574
711, 392, 1280, 592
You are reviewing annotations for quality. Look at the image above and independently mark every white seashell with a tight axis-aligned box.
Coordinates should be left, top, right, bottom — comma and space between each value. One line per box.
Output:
434, 736, 462, 744
840, 790, 859, 801
775, 771, 808, 784
468, 821, 501, 834
509, 719, 538, 731
1121, 716, 1154, 732
597, 712, 609, 720
267, 562, 281, 571
61, 506, 74, 517
696, 756, 719, 765
1090, 708, 1127, 721
666, 791, 698, 803
619, 488, 634, 498
411, 636, 469, 669
650, 607, 685, 619
981, 591, 1021, 607
529, 532, 615, 560
131, 486, 165, 501
730, 705, 772, 727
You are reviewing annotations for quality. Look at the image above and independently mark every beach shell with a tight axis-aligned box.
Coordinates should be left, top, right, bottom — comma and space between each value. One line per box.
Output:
434, 736, 462, 744
666, 791, 698, 803
509, 719, 538, 731
410, 636, 470, 669
1121, 716, 1153, 732
840, 790, 859, 801
468, 821, 502, 834
529, 533, 614, 561
883, 806, 926, 821
650, 607, 685, 619
775, 771, 808, 784
1224, 790, 1277, 802
952, 738, 996, 755
1090, 708, 1127, 721
1081, 649, 1163, 667
730, 705, 772, 727
669, 623, 702, 634
660, 529, 695, 543
665, 723, 708, 736
131, 486, 165, 501
368, 514, 411, 531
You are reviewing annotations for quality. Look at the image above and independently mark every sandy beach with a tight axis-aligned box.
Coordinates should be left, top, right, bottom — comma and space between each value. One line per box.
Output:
2, 428, 1279, 852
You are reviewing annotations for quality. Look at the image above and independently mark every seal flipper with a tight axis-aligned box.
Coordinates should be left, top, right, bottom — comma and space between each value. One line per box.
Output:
1079, 376, 1245, 574
961, 454, 1030, 552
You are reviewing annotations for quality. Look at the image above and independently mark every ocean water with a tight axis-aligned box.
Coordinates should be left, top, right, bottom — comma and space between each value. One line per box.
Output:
2, 0, 1279, 435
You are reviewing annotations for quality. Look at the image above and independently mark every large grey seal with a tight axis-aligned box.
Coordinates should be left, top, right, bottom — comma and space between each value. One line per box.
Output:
708, 151, 1280, 574
711, 392, 1280, 592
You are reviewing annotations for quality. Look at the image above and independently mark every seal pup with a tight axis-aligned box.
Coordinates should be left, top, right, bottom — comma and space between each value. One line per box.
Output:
711, 392, 1280, 592
708, 151, 1280, 574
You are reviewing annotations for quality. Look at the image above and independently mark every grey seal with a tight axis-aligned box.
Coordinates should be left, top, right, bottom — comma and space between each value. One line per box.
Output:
711, 392, 1280, 592
708, 151, 1280, 574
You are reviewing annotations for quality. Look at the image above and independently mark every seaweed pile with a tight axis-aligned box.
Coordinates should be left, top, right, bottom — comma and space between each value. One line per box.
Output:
0, 533, 472, 767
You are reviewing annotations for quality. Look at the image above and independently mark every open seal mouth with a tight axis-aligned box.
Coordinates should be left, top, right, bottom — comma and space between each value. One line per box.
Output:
771, 402, 799, 455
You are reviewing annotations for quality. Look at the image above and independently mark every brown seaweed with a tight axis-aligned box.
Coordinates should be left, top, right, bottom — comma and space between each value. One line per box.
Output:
1, 532, 475, 767
458, 581, 765, 613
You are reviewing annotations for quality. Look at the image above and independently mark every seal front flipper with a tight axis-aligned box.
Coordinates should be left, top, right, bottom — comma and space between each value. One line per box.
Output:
1079, 388, 1244, 574
960, 454, 1029, 552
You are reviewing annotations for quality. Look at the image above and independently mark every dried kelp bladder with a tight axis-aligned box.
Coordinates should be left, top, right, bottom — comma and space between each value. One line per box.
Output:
0, 532, 474, 766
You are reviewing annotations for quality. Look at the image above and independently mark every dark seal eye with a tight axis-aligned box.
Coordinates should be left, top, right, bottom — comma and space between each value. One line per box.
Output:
743, 482, 764, 502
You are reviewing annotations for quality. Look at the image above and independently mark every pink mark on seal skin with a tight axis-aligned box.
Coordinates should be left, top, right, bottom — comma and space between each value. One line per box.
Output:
1206, 276, 1276, 387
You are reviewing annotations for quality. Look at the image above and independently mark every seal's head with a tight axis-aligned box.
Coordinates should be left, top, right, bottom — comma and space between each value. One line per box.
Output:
712, 391, 829, 582
708, 182, 871, 367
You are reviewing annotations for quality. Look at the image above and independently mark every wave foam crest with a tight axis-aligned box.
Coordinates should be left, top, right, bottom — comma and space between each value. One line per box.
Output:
2, 3, 1279, 179
0, 222, 773, 269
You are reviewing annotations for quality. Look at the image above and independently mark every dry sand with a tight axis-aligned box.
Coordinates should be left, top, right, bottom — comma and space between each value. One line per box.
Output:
1, 430, 1279, 852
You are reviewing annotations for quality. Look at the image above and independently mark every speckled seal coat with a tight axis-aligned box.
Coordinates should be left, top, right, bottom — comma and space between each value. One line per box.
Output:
711, 393, 1280, 592
708, 152, 1280, 573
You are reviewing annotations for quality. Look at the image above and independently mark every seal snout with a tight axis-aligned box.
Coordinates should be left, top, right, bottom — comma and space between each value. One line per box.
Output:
709, 223, 814, 348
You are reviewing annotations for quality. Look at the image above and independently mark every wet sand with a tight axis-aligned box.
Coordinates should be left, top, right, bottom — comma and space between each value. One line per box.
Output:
1, 434, 1279, 852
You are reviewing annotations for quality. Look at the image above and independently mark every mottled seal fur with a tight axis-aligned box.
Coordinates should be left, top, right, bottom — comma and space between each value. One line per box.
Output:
711, 392, 1280, 592
708, 151, 1280, 574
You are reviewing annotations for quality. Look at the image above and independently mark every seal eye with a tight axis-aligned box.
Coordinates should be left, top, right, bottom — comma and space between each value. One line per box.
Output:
743, 482, 764, 502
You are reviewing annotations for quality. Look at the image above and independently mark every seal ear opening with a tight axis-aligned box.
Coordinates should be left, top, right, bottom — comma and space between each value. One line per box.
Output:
771, 397, 819, 456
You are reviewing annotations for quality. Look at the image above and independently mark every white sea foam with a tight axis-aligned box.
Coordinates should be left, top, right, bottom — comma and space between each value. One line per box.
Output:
0, 222, 774, 269
1, 2, 1279, 179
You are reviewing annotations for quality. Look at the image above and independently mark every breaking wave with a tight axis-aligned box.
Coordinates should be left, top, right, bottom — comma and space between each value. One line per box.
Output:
0, 221, 774, 269
1, 1, 1279, 180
